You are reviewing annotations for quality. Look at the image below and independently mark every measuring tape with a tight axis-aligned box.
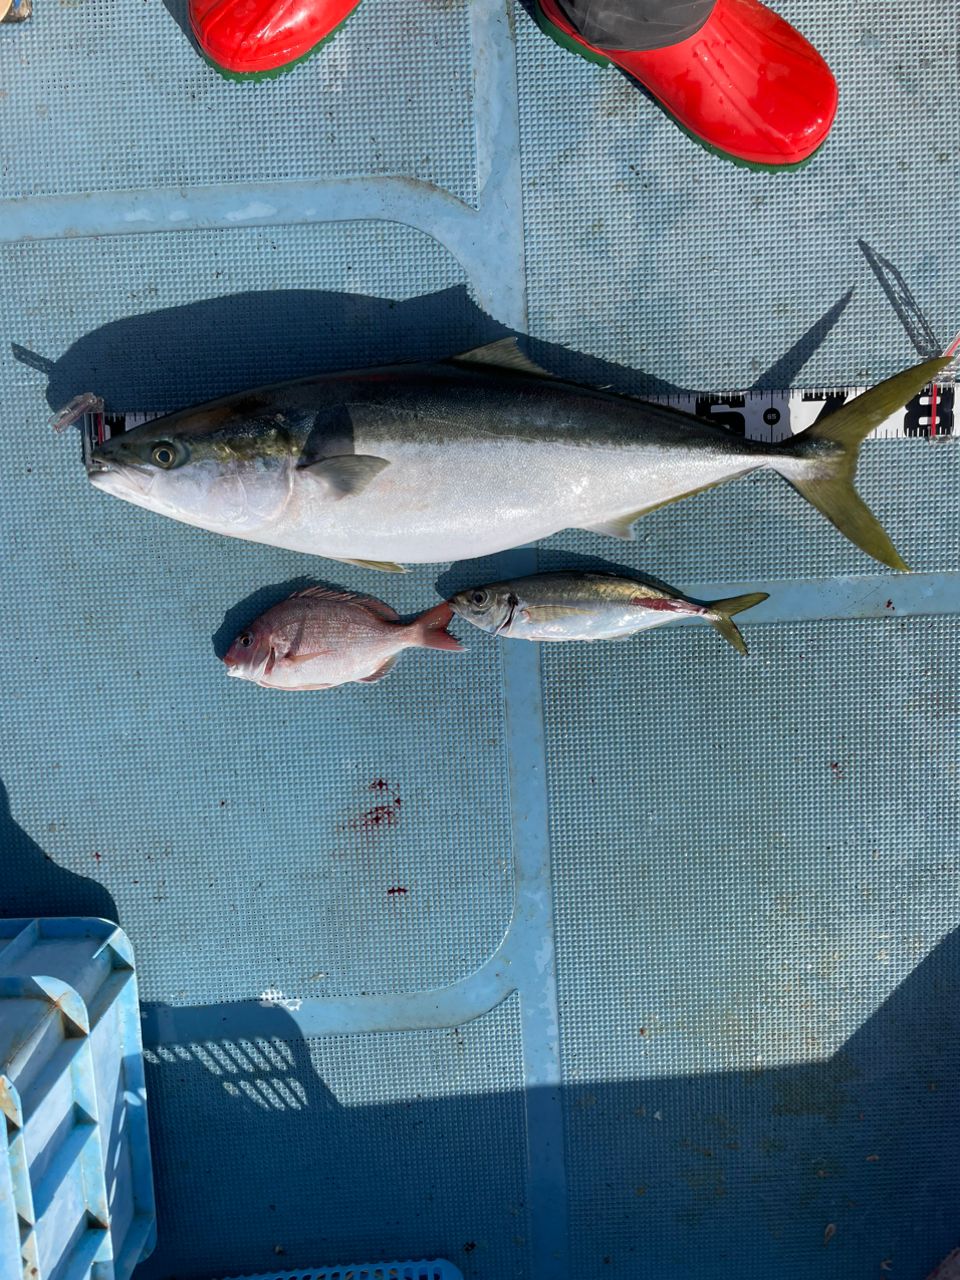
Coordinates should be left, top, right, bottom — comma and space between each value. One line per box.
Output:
73, 381, 955, 460
649, 382, 954, 444
656, 325, 959, 442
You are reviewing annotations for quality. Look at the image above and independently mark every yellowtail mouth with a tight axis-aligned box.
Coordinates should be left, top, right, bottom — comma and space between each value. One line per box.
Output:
87, 463, 152, 497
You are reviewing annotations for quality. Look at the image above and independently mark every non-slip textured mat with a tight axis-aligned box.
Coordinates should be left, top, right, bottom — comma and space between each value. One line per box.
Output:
541, 591, 960, 1275
138, 998, 530, 1280
1, 0, 477, 202
0, 223, 514, 1005
516, 0, 959, 392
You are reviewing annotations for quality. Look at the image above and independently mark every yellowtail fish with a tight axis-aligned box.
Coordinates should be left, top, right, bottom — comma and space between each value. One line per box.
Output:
81, 340, 948, 572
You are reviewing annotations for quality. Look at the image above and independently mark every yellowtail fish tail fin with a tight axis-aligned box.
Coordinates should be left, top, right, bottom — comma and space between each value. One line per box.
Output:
414, 603, 464, 652
781, 356, 950, 571
796, 358, 950, 450
785, 473, 910, 572
705, 591, 769, 656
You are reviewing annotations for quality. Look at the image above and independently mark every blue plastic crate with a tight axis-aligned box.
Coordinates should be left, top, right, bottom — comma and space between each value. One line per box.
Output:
0, 974, 110, 1280
222, 1265, 464, 1280
0, 1132, 14, 1280
0, 919, 156, 1280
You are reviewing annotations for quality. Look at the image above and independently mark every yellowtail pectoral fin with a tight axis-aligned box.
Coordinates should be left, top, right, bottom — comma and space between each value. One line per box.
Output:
300, 455, 390, 498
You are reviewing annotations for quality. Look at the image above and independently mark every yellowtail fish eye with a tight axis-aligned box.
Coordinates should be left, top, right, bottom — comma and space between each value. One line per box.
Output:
151, 443, 177, 469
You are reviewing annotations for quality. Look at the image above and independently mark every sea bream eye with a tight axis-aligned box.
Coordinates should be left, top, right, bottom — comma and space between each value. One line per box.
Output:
238, 632, 254, 648
152, 443, 177, 469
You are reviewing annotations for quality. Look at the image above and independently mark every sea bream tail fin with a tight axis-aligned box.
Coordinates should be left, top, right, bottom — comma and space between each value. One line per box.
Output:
780, 356, 950, 572
412, 603, 465, 652
705, 592, 769, 656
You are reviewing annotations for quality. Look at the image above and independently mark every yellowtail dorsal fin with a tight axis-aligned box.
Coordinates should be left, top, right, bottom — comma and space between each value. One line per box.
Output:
450, 337, 553, 379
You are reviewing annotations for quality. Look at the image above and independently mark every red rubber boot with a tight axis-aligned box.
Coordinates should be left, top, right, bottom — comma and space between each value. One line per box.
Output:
534, 0, 838, 169
190, 0, 361, 79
